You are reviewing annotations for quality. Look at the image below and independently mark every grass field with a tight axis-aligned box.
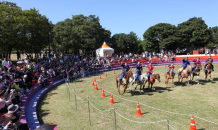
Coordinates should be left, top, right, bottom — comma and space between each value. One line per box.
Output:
37, 65, 218, 130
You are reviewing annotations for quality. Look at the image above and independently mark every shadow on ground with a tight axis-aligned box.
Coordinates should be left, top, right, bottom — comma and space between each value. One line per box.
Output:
128, 86, 173, 96
37, 85, 59, 124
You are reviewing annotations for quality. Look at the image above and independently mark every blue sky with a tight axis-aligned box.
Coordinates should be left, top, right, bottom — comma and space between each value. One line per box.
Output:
6, 0, 218, 39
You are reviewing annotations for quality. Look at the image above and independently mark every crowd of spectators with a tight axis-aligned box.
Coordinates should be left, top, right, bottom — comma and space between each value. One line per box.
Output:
0, 49, 184, 129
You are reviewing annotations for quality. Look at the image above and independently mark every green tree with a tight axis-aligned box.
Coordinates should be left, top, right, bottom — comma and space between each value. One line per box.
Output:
137, 39, 143, 53
53, 15, 111, 55
0, 1, 52, 59
111, 32, 138, 54
142, 23, 177, 52
209, 26, 218, 46
177, 17, 212, 48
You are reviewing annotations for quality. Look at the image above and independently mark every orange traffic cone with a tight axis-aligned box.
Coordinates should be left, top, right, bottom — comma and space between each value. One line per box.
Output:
95, 84, 98, 91
113, 70, 116, 74
94, 76, 96, 82
202, 63, 204, 66
101, 88, 106, 97
189, 115, 197, 130
177, 63, 178, 66
105, 72, 107, 77
91, 80, 94, 86
131, 67, 132, 71
99, 74, 102, 79
164, 64, 166, 67
135, 102, 143, 116
109, 93, 115, 104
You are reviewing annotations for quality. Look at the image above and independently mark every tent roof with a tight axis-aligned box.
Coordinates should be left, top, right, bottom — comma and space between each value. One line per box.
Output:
101, 41, 110, 48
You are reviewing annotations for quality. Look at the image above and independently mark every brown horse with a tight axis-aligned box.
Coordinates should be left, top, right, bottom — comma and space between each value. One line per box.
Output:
205, 60, 212, 81
165, 68, 175, 87
191, 64, 202, 84
144, 74, 161, 91
116, 71, 134, 95
177, 65, 192, 86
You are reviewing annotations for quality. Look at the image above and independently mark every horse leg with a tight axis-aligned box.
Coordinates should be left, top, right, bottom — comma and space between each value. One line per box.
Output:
209, 72, 211, 81
178, 74, 180, 82
165, 75, 167, 86
150, 83, 153, 91
116, 80, 120, 94
130, 82, 134, 91
139, 84, 142, 94
187, 78, 189, 86
205, 72, 207, 81
147, 82, 150, 90
134, 84, 138, 93
171, 78, 173, 88
121, 84, 126, 95
197, 75, 199, 84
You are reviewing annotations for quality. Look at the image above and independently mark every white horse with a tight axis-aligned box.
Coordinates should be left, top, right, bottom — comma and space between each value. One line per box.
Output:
129, 73, 148, 94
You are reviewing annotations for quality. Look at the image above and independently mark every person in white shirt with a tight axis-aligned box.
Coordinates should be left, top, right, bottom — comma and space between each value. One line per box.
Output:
0, 90, 13, 113
24, 57, 29, 64
2, 58, 8, 70
48, 68, 54, 78
7, 59, 12, 65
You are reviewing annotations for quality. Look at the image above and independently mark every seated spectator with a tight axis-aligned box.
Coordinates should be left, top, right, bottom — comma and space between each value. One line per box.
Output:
14, 79, 27, 97
132, 57, 136, 63
24, 57, 29, 64
3, 104, 23, 127
80, 67, 85, 78
3, 112, 28, 130
38, 75, 47, 88
0, 89, 13, 113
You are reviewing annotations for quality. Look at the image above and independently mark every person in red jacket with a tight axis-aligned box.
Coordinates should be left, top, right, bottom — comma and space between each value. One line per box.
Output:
192, 57, 201, 72
147, 62, 154, 80
167, 63, 175, 75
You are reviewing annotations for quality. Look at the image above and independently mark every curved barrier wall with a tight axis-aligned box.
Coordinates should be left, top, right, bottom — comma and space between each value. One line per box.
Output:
25, 55, 218, 129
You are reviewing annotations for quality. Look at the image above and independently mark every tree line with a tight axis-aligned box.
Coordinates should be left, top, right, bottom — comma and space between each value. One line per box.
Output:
1, 1, 218, 59
0, 1, 53, 59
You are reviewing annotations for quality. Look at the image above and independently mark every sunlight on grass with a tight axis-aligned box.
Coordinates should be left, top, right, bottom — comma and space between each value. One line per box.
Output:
37, 66, 218, 130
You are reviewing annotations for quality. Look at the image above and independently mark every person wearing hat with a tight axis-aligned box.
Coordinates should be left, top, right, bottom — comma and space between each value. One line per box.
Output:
3, 104, 23, 127
3, 113, 28, 130
119, 62, 130, 84
0, 89, 14, 113
134, 61, 142, 83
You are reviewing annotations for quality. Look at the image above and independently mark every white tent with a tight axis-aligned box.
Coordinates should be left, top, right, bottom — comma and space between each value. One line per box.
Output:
96, 41, 114, 57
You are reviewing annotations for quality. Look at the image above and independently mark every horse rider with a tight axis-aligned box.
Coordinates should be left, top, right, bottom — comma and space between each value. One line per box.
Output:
179, 57, 190, 75
147, 62, 154, 80
167, 62, 176, 75
119, 62, 130, 84
192, 57, 201, 73
204, 55, 214, 71
134, 61, 142, 83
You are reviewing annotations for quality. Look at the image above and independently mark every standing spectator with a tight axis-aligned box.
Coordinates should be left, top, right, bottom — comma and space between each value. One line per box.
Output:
8, 59, 12, 66
2, 58, 8, 71
16, 51, 20, 60
24, 57, 29, 64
